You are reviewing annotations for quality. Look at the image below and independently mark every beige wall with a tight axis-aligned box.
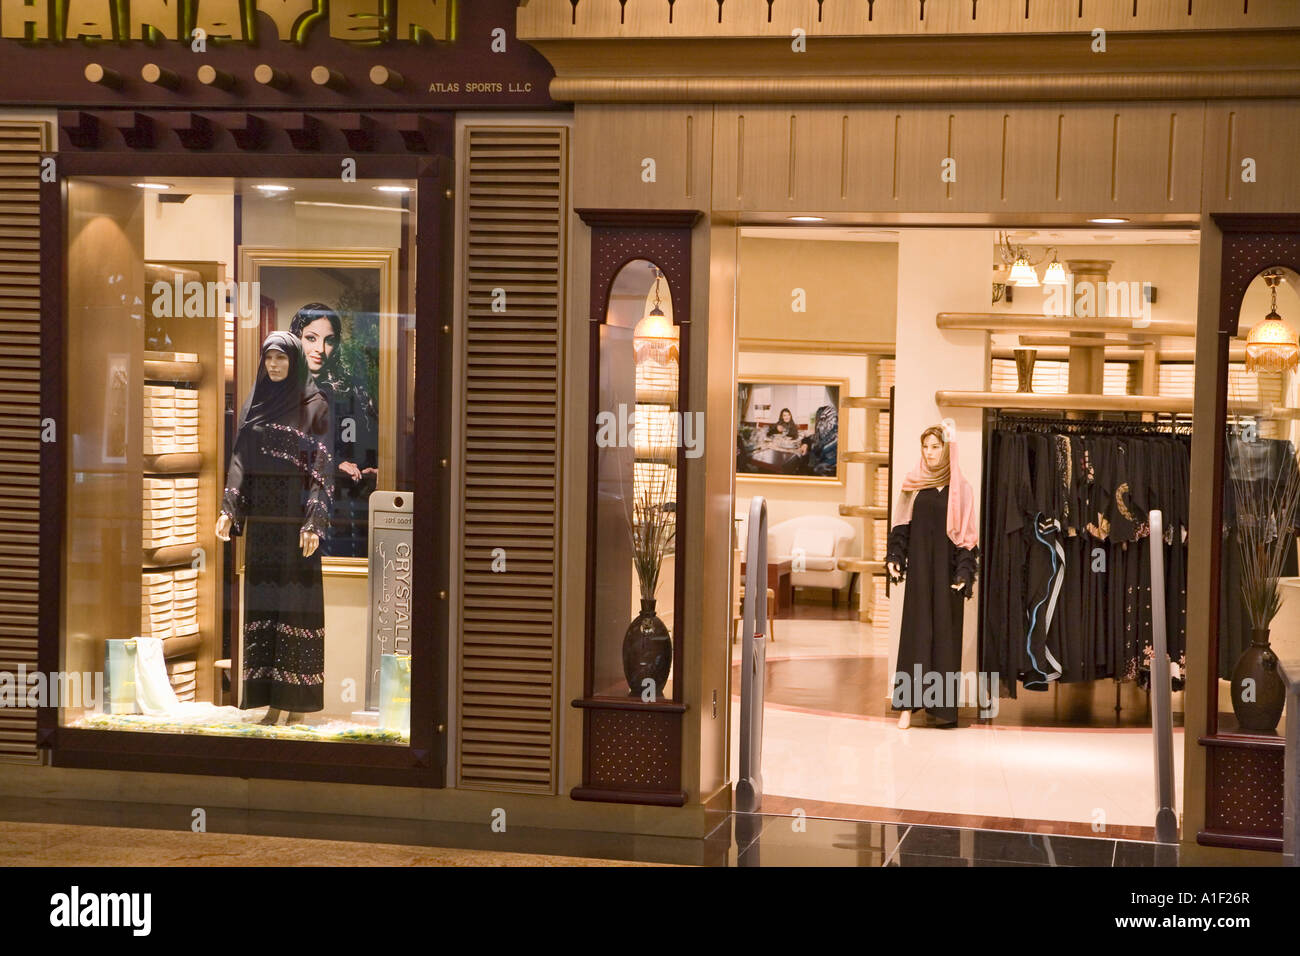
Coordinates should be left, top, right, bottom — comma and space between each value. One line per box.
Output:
888, 230, 992, 696
737, 236, 897, 343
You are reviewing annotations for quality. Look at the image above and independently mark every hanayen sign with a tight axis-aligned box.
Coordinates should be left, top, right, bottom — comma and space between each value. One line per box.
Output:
365, 490, 412, 711
0, 0, 452, 44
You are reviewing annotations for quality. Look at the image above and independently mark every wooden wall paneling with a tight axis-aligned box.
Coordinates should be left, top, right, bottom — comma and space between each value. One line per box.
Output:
1204, 101, 1300, 213
696, 215, 737, 805
0, 119, 47, 763
710, 107, 846, 213
1110, 103, 1206, 213
999, 106, 1067, 211
521, 0, 1300, 38
944, 106, 1008, 212
573, 104, 710, 210
840, 108, 908, 210
882, 106, 953, 212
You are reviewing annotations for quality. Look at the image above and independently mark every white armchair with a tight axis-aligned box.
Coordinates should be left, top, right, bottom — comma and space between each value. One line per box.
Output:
767, 516, 857, 608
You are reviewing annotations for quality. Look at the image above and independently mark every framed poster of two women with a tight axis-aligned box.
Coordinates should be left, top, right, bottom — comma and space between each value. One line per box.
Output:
736, 378, 846, 483
237, 247, 400, 561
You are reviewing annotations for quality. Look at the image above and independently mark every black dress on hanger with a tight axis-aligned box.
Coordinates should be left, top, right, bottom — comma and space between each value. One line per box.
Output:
888, 486, 978, 726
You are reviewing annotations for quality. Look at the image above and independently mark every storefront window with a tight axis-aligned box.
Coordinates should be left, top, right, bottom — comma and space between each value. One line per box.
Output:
61, 176, 417, 745
1217, 265, 1300, 737
591, 259, 680, 700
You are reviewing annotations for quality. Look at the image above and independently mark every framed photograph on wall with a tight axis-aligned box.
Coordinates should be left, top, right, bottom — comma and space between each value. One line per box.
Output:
237, 248, 399, 561
736, 377, 847, 484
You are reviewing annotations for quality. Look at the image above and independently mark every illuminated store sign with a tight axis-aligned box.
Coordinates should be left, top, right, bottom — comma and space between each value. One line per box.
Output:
0, 0, 453, 44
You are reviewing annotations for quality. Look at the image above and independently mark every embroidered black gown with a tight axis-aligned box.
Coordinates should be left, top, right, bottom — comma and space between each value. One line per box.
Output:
222, 382, 334, 713
889, 486, 978, 725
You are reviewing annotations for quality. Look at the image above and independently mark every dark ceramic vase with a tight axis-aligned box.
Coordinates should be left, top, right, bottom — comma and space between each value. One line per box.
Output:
1230, 627, 1286, 733
623, 598, 672, 698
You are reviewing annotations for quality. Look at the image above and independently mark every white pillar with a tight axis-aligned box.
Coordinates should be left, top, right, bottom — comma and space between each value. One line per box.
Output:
888, 229, 994, 705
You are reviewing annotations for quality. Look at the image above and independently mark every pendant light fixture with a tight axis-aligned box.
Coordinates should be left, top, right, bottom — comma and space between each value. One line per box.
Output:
1245, 270, 1299, 373
633, 267, 678, 366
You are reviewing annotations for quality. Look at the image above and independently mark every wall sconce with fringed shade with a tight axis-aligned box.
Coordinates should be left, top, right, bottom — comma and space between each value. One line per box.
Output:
1245, 270, 1299, 373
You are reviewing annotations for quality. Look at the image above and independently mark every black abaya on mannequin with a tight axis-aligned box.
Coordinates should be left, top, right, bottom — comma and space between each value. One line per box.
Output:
889, 486, 978, 725
221, 332, 334, 714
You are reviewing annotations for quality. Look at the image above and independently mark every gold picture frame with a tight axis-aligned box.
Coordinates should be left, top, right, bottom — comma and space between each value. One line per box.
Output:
736, 375, 849, 485
236, 247, 399, 570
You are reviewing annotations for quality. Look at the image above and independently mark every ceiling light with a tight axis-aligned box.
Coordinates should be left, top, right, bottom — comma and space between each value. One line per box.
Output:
787, 216, 825, 222
133, 182, 172, 190
1089, 217, 1129, 224
374, 185, 413, 194
254, 184, 293, 193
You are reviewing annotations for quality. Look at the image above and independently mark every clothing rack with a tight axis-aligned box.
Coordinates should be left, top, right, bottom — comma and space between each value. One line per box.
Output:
978, 409, 1192, 706
987, 410, 1192, 437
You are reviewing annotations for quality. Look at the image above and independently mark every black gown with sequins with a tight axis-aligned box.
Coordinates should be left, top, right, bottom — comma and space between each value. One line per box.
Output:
222, 394, 334, 713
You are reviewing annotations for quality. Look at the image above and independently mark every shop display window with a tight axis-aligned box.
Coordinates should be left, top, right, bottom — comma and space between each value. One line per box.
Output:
589, 258, 683, 701
1216, 265, 1300, 738
59, 175, 419, 746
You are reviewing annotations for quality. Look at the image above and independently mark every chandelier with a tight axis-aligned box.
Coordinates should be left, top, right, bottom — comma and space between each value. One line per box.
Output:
1245, 269, 1299, 373
995, 231, 1068, 289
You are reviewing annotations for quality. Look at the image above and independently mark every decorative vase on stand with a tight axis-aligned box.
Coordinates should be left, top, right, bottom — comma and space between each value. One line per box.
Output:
1014, 347, 1038, 393
623, 598, 672, 698
1230, 627, 1286, 733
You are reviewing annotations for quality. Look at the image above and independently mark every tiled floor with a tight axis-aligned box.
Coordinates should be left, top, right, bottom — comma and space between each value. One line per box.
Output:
731, 614, 1184, 837
728, 812, 1179, 867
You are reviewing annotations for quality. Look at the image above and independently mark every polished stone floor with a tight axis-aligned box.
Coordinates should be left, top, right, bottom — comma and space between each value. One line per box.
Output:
0, 796, 1178, 867
728, 812, 1179, 867
732, 614, 1184, 836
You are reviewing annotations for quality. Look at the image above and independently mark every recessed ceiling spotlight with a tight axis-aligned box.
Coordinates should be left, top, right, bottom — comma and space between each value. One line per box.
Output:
374, 185, 413, 194
1089, 217, 1129, 224
254, 184, 293, 193
133, 182, 172, 190
787, 216, 826, 222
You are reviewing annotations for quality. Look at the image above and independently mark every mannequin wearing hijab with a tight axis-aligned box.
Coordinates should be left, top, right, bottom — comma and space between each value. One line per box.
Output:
887, 426, 979, 729
216, 332, 334, 724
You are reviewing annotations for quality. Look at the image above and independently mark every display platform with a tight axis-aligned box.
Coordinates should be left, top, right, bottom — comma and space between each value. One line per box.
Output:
73, 705, 406, 744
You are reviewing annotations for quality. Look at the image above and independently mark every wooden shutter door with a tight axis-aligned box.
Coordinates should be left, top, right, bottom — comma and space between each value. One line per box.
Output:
0, 119, 49, 764
456, 126, 567, 792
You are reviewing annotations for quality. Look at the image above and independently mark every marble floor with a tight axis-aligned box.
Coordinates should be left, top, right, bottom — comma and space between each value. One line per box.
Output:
0, 795, 1177, 867
728, 813, 1179, 867
731, 613, 1183, 838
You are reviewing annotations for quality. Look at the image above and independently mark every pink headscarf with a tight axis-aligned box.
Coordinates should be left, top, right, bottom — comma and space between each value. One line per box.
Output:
893, 427, 979, 550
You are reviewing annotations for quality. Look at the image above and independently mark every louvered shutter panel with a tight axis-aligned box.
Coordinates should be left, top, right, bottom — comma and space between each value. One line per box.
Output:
457, 127, 567, 792
0, 120, 48, 764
